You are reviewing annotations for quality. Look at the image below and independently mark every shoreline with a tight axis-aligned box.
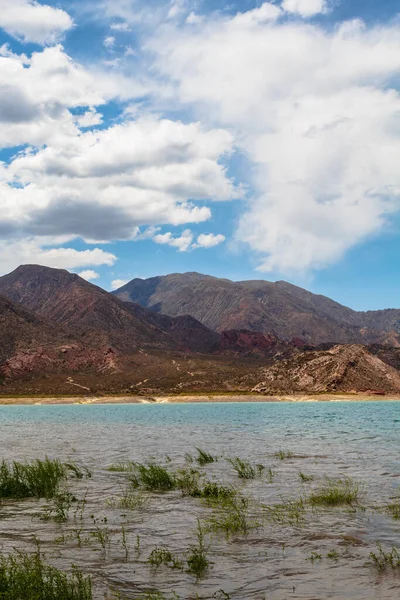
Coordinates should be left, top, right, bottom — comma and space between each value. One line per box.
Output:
0, 393, 399, 405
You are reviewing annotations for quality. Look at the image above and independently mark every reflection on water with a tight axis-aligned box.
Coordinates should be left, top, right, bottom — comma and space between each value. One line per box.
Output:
0, 401, 400, 599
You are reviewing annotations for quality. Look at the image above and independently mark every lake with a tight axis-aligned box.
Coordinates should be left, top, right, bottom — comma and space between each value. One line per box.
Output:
0, 401, 399, 599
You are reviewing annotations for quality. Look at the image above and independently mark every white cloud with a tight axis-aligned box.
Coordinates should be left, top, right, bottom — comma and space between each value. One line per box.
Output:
149, 9, 400, 272
104, 35, 115, 49
110, 22, 131, 31
167, 0, 188, 20
77, 269, 100, 281
194, 233, 226, 248
1, 116, 237, 241
0, 43, 238, 246
75, 108, 103, 128
153, 229, 194, 252
186, 12, 203, 25
282, 0, 328, 17
152, 230, 225, 251
0, 238, 116, 276
111, 279, 129, 290
233, 3, 282, 26
0, 0, 73, 45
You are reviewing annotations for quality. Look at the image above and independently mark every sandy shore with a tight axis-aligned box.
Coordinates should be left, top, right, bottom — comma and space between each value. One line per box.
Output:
0, 393, 399, 405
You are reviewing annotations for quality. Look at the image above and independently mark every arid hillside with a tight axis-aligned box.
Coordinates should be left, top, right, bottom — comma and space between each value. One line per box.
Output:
252, 344, 400, 395
1, 265, 400, 397
114, 272, 400, 346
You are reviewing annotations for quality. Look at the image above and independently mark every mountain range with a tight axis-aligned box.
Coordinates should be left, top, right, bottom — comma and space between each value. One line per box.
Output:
1, 265, 400, 395
113, 272, 400, 346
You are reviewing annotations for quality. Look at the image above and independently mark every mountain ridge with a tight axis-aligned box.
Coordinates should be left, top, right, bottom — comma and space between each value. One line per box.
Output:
1, 265, 400, 396
113, 272, 400, 346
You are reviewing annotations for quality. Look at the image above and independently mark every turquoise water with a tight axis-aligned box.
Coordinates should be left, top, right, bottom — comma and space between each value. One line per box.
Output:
0, 401, 400, 599
1, 401, 399, 471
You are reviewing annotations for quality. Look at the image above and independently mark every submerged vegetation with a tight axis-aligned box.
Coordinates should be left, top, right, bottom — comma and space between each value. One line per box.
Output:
195, 448, 216, 466
308, 477, 361, 507
227, 457, 264, 479
0, 549, 92, 600
386, 497, 400, 520
130, 463, 177, 491
0, 458, 67, 499
370, 544, 400, 571
274, 450, 294, 460
186, 521, 209, 578
204, 494, 260, 537
0, 445, 395, 598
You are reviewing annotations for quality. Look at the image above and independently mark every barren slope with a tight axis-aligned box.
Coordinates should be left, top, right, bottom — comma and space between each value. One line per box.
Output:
113, 273, 400, 346
252, 345, 400, 394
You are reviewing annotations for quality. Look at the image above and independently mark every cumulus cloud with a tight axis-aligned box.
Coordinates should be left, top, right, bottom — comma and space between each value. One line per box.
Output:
194, 233, 226, 249
2, 116, 237, 241
0, 43, 238, 248
0, 43, 159, 149
0, 0, 74, 45
0, 45, 106, 149
77, 269, 100, 281
111, 279, 129, 290
152, 230, 225, 251
153, 229, 194, 252
149, 7, 400, 272
0, 238, 116, 276
282, 0, 328, 17
75, 108, 103, 128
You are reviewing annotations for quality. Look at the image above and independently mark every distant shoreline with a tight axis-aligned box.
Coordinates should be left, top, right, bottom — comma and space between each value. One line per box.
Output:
0, 393, 399, 405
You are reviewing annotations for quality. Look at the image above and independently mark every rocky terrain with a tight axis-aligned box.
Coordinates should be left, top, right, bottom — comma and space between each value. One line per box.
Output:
252, 344, 400, 395
0, 265, 292, 393
1, 265, 400, 396
114, 272, 400, 346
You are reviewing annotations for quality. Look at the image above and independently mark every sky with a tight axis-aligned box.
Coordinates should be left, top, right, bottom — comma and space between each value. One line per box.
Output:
0, 0, 400, 310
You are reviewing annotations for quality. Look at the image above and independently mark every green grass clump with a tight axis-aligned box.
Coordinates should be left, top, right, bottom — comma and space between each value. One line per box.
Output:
186, 521, 209, 579
107, 462, 135, 473
274, 450, 294, 460
306, 551, 322, 562
370, 544, 400, 571
148, 548, 183, 570
195, 448, 216, 466
205, 495, 260, 538
0, 458, 66, 499
42, 491, 76, 523
227, 457, 264, 479
175, 468, 203, 497
386, 498, 400, 520
308, 477, 361, 507
200, 482, 237, 507
129, 463, 176, 492
299, 472, 315, 483
0, 550, 92, 599
111, 487, 149, 510
263, 497, 306, 526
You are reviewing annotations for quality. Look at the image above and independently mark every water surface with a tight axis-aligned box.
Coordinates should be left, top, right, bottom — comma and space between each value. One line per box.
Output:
0, 401, 399, 599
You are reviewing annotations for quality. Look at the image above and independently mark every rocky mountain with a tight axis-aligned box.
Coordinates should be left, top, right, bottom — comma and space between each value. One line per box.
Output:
252, 344, 400, 395
0, 294, 118, 381
0, 294, 68, 365
113, 272, 400, 346
0, 266, 273, 392
2, 265, 400, 397
0, 265, 292, 358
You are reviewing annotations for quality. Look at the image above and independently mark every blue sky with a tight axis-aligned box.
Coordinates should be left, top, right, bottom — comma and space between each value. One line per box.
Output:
0, 0, 400, 310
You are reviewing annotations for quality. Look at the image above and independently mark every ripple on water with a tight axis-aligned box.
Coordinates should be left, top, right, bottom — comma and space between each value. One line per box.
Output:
0, 401, 399, 599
